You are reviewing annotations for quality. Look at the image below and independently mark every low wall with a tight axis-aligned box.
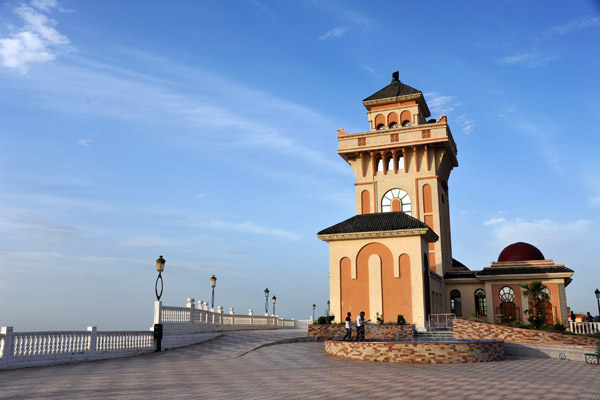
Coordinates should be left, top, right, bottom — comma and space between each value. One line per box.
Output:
505, 342, 594, 363
453, 319, 600, 346
308, 324, 413, 340
325, 340, 504, 364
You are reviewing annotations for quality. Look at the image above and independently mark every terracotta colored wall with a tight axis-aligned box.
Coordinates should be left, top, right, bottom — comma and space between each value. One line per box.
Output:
361, 190, 370, 214
374, 114, 385, 128
387, 112, 398, 126
325, 340, 504, 364
391, 198, 401, 211
453, 319, 600, 347
400, 110, 411, 124
340, 256, 367, 319
422, 184, 433, 213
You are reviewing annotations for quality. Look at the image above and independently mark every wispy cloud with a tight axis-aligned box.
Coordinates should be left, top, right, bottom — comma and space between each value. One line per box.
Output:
485, 217, 593, 254
456, 113, 475, 135
0, 1, 71, 72
319, 27, 348, 41
192, 216, 299, 241
498, 53, 555, 69
424, 92, 462, 114
78, 138, 92, 147
0, 208, 81, 242
544, 16, 600, 36
483, 217, 507, 226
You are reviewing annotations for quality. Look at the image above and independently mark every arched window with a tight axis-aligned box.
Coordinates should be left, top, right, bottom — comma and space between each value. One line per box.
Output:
377, 124, 386, 130
389, 122, 398, 129
397, 155, 405, 170
387, 156, 393, 171
402, 120, 411, 127
474, 289, 487, 316
381, 189, 411, 215
499, 286, 515, 302
376, 158, 384, 172
450, 289, 462, 316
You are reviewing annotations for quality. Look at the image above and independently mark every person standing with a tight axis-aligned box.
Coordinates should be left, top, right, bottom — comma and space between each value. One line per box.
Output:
356, 311, 370, 341
342, 312, 352, 340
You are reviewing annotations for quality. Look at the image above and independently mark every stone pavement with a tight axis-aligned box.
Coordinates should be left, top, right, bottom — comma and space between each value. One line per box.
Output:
1, 329, 599, 399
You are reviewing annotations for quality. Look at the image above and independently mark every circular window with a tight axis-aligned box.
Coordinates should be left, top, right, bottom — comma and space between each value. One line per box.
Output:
499, 286, 515, 303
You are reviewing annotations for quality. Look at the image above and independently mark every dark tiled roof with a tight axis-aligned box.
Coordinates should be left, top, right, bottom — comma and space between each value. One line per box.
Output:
363, 80, 421, 102
445, 271, 478, 279
477, 266, 574, 276
317, 212, 437, 238
452, 258, 470, 271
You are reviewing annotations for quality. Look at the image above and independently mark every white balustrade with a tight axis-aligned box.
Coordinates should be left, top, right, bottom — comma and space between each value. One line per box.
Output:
568, 321, 600, 334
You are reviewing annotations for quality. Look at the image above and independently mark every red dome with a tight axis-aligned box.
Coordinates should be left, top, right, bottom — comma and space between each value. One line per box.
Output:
497, 242, 545, 262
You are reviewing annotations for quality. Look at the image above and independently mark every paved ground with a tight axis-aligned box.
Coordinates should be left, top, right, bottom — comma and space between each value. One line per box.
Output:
1, 329, 600, 399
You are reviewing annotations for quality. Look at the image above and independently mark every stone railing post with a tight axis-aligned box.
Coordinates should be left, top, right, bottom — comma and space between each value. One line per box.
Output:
1, 326, 13, 360
249, 309, 253, 325
229, 307, 235, 325
187, 298, 195, 324
218, 306, 224, 324
87, 326, 97, 354
154, 301, 162, 324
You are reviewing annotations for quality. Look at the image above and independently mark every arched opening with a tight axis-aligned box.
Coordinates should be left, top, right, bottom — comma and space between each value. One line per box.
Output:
374, 114, 386, 130
474, 289, 487, 317
499, 286, 517, 323
387, 112, 398, 128
400, 110, 411, 126
450, 289, 462, 316
376, 158, 384, 172
386, 156, 393, 172
397, 155, 405, 171
391, 198, 401, 212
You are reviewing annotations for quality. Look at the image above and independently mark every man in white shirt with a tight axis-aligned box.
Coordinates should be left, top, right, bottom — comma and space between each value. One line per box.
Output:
342, 312, 352, 340
356, 311, 370, 340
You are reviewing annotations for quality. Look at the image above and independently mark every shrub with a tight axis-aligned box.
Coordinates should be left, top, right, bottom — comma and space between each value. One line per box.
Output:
397, 314, 406, 325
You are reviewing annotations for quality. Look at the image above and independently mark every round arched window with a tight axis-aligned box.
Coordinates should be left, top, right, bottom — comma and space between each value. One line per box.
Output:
377, 124, 386, 130
499, 286, 515, 303
402, 120, 411, 127
381, 189, 411, 215
389, 122, 398, 129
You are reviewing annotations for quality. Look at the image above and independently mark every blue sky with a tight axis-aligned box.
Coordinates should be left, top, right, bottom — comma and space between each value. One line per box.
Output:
1, 0, 599, 330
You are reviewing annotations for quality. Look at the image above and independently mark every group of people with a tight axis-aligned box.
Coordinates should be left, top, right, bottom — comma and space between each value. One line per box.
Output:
342, 311, 371, 341
570, 311, 597, 323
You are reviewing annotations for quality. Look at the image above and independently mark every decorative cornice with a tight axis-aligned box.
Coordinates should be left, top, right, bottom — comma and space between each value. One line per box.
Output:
317, 228, 436, 242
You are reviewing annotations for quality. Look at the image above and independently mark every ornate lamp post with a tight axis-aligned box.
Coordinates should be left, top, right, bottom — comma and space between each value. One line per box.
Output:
272, 295, 277, 316
312, 303, 316, 321
264, 288, 270, 315
595, 289, 600, 319
327, 300, 330, 317
155, 256, 165, 301
210, 275, 217, 310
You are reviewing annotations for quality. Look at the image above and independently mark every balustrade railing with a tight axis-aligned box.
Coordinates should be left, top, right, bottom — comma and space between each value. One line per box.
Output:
568, 321, 600, 334
0, 326, 154, 370
155, 299, 303, 329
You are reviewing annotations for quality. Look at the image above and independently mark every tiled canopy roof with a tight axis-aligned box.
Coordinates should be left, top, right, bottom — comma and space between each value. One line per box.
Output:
445, 265, 574, 280
363, 80, 421, 102
476, 266, 574, 276
318, 212, 437, 238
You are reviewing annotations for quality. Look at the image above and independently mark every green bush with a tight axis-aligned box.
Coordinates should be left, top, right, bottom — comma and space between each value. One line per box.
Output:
397, 314, 406, 325
315, 315, 335, 324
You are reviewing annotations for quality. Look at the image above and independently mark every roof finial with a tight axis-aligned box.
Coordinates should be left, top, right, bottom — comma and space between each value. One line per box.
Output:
392, 71, 400, 83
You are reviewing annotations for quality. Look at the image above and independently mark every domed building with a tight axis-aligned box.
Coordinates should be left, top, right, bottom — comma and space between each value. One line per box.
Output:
445, 242, 573, 325
318, 73, 574, 329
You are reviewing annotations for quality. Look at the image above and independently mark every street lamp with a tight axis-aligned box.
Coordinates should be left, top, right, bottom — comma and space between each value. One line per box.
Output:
210, 275, 217, 310
264, 288, 270, 314
155, 256, 165, 301
272, 295, 277, 316
595, 288, 600, 319
327, 300, 330, 317
312, 303, 316, 321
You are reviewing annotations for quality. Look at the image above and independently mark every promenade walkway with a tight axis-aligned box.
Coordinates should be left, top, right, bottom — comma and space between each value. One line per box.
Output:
1, 329, 599, 399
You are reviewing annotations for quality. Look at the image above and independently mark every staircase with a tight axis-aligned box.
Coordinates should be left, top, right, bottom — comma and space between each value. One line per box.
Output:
413, 330, 455, 341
